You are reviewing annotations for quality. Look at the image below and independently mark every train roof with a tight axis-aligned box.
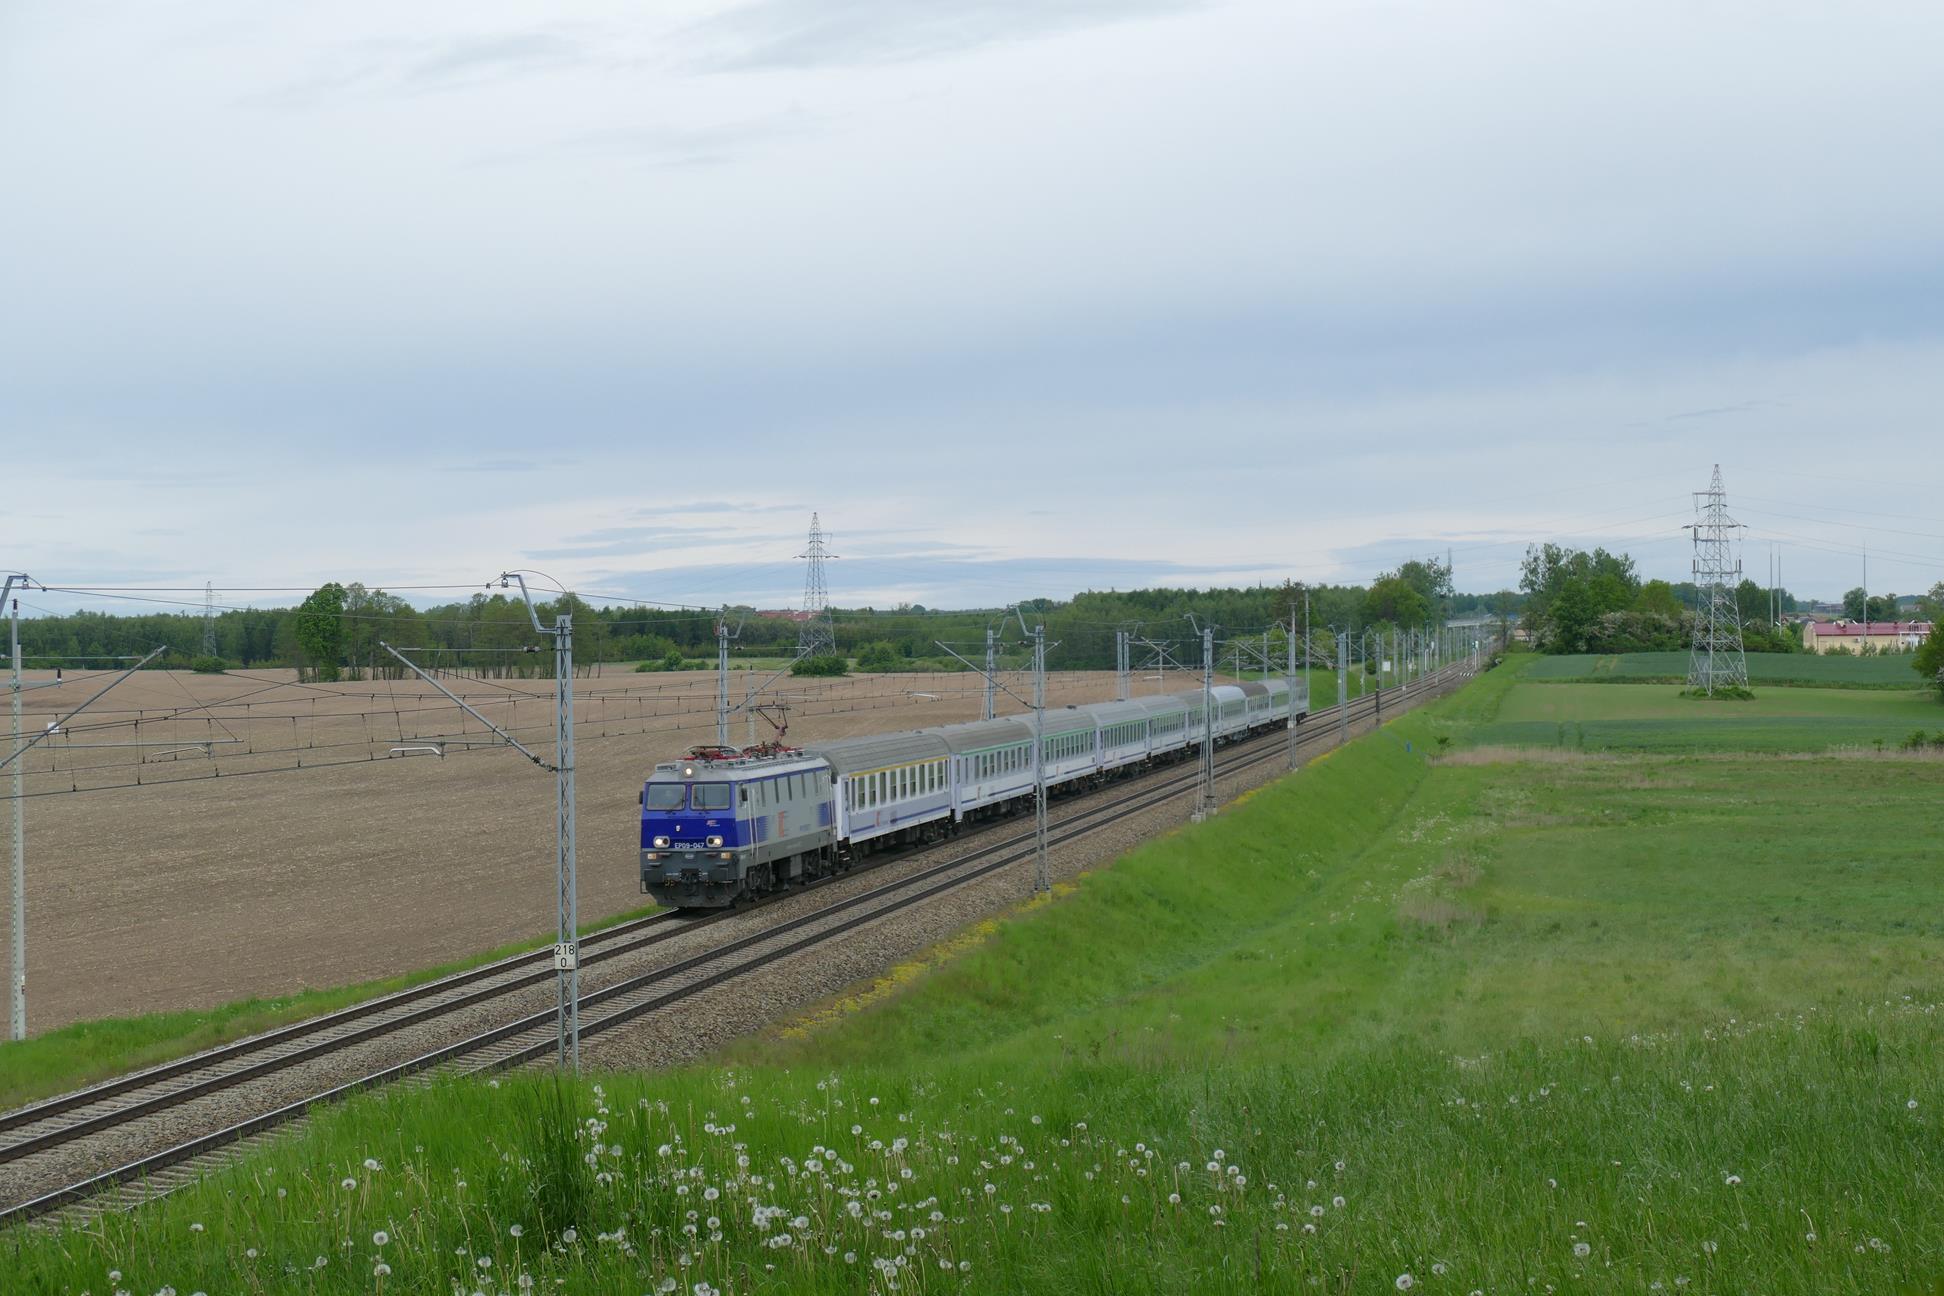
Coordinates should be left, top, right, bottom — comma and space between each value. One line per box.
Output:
1024, 706, 1097, 737
802, 732, 950, 775
927, 717, 1034, 755
1237, 680, 1270, 697
1133, 694, 1191, 717
1082, 699, 1153, 727
649, 751, 824, 779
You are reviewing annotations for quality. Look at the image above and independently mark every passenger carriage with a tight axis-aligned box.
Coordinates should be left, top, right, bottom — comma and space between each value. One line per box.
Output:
935, 717, 1035, 823
1089, 699, 1154, 771
805, 732, 953, 853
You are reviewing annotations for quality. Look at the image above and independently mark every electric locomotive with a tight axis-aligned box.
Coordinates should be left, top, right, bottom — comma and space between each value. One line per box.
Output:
639, 745, 840, 909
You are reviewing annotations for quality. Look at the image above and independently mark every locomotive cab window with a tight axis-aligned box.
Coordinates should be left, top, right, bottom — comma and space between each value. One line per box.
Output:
693, 784, 731, 811
646, 784, 685, 810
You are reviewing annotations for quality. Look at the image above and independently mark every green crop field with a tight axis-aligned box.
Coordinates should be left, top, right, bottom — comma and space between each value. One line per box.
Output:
1470, 679, 1944, 753
9, 663, 1943, 1294
1522, 649, 1926, 689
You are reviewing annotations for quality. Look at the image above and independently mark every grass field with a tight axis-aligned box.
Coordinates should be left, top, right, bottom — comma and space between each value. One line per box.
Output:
1522, 649, 1927, 689
1470, 679, 1944, 752
8, 663, 1942, 1293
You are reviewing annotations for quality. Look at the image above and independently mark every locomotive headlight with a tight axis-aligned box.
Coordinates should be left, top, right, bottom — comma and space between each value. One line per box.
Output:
652, 835, 670, 849
705, 835, 724, 848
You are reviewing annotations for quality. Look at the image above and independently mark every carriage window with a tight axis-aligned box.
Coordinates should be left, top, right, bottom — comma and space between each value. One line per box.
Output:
646, 784, 686, 810
692, 783, 731, 811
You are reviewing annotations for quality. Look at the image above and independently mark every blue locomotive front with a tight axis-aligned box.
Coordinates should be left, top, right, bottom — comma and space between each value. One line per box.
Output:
640, 746, 841, 909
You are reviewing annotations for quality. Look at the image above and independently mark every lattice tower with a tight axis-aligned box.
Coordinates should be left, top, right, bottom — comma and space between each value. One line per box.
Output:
201, 582, 217, 657
1686, 464, 1748, 693
796, 513, 836, 658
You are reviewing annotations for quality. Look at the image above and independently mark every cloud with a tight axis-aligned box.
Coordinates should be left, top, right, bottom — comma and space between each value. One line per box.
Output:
443, 457, 574, 474
239, 25, 595, 109
1662, 400, 1778, 423
474, 115, 809, 170
403, 30, 586, 88
528, 523, 802, 561
684, 0, 1199, 70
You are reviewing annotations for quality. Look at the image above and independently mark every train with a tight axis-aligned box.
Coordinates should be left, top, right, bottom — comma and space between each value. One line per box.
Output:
639, 677, 1309, 909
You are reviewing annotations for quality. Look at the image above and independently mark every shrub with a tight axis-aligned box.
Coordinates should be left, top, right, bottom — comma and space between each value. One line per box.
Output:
856, 641, 900, 672
189, 655, 229, 674
791, 654, 848, 677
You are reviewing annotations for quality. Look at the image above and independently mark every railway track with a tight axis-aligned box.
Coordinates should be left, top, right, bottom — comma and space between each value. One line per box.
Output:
0, 661, 1476, 1230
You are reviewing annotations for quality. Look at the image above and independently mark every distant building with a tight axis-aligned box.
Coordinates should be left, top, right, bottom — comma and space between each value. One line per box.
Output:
1801, 620, 1932, 654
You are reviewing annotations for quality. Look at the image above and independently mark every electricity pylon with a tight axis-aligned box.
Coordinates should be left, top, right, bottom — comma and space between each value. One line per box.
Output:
796, 513, 837, 659
1685, 464, 1749, 694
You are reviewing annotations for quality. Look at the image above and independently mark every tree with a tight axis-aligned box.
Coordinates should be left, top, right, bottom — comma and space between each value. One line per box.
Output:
1918, 582, 1944, 625
1393, 558, 1454, 611
1545, 578, 1597, 654
1363, 576, 1430, 629
1916, 624, 1944, 700
1840, 587, 1894, 622
1490, 590, 1517, 649
1634, 580, 1683, 619
1734, 578, 1770, 628
292, 583, 347, 682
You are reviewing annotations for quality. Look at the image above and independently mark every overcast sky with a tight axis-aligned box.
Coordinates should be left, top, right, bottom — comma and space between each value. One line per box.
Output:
3, 0, 1941, 616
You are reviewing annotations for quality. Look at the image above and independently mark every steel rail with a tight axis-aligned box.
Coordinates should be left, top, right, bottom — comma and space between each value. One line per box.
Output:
0, 663, 1471, 1229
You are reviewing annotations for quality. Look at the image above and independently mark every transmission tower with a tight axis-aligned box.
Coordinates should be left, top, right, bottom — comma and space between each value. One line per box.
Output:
1685, 464, 1749, 694
201, 582, 217, 657
796, 513, 837, 659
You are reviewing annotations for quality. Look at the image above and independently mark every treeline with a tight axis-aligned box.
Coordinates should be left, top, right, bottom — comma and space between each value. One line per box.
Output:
16, 561, 1481, 679
1519, 543, 1805, 655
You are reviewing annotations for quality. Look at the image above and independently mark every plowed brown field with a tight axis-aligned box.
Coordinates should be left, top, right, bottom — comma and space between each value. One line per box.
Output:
2, 665, 1208, 1031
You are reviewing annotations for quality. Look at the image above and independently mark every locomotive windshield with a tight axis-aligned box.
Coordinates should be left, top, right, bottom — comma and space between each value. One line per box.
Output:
644, 784, 686, 810
691, 783, 732, 811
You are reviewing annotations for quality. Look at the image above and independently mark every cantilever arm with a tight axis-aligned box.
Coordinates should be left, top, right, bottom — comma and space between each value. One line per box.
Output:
0, 645, 166, 772
379, 642, 553, 770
